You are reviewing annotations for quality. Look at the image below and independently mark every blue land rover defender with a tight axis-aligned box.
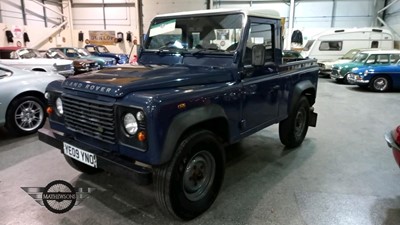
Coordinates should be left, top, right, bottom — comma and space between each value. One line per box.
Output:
39, 8, 319, 220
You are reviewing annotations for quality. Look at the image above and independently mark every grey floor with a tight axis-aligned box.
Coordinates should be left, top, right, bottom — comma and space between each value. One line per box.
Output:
1, 78, 400, 225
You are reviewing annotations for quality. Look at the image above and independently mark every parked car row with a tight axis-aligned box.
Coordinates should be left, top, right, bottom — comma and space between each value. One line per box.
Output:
329, 49, 400, 91
0, 45, 129, 77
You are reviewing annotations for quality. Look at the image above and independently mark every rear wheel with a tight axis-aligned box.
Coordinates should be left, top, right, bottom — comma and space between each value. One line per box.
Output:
279, 96, 310, 148
369, 76, 391, 92
154, 130, 225, 220
6, 96, 46, 136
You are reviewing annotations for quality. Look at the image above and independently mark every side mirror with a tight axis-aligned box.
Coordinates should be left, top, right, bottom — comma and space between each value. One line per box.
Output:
252, 44, 265, 66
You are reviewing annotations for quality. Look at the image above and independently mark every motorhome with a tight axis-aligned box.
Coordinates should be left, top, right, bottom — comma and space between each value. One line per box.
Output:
300, 27, 394, 75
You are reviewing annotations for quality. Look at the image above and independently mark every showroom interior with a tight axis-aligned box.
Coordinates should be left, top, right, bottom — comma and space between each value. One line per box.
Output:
1, 0, 400, 224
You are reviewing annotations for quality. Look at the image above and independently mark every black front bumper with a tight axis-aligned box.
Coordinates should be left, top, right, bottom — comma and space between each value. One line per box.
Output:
38, 127, 152, 185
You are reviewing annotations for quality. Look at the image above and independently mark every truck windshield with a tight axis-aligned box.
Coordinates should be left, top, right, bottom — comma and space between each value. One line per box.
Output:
144, 13, 243, 54
97, 46, 110, 53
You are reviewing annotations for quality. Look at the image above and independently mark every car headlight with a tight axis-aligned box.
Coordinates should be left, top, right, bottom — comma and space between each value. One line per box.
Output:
124, 113, 138, 135
56, 97, 63, 115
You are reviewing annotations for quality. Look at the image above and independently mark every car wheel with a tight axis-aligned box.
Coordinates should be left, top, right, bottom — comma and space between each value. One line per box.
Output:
369, 76, 391, 92
154, 130, 225, 220
6, 96, 46, 136
279, 96, 310, 148
64, 155, 103, 174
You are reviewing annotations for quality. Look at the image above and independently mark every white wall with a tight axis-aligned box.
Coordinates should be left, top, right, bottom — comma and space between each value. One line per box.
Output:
213, 0, 385, 49
142, 0, 208, 33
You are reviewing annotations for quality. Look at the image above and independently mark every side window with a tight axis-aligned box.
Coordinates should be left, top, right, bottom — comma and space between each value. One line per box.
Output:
319, 41, 342, 51
391, 54, 400, 63
371, 41, 379, 48
244, 22, 274, 65
376, 54, 389, 64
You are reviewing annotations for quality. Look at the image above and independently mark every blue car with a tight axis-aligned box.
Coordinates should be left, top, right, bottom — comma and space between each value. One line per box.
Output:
349, 60, 400, 91
84, 44, 129, 64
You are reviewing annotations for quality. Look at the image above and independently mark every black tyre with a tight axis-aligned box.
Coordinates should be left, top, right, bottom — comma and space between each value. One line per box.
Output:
154, 130, 225, 220
369, 76, 391, 92
64, 155, 103, 174
5, 96, 46, 136
279, 96, 310, 148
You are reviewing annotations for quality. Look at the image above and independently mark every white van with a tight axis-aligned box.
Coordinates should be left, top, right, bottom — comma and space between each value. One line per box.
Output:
300, 27, 394, 74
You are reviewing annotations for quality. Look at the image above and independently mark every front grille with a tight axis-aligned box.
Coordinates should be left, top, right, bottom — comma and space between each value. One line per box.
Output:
62, 95, 116, 144
55, 64, 73, 71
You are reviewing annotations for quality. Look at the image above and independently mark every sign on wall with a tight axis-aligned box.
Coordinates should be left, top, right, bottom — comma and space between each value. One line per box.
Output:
89, 31, 116, 45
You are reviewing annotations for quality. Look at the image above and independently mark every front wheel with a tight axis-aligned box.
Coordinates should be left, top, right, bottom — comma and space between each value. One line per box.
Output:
6, 96, 46, 136
279, 96, 310, 148
154, 130, 225, 220
369, 76, 391, 92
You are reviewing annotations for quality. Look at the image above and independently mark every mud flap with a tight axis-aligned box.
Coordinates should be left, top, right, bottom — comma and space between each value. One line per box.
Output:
309, 107, 317, 127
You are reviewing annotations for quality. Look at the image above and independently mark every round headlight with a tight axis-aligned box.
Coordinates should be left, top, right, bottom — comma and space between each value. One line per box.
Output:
136, 111, 145, 121
56, 97, 63, 115
124, 113, 138, 135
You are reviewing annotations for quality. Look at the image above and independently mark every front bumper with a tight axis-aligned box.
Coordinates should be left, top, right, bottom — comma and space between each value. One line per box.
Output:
347, 74, 369, 85
38, 127, 152, 184
385, 131, 400, 167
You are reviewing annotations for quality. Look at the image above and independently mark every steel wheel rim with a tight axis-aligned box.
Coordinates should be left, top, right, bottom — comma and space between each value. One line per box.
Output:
14, 100, 44, 131
294, 107, 307, 139
183, 150, 216, 201
373, 77, 388, 91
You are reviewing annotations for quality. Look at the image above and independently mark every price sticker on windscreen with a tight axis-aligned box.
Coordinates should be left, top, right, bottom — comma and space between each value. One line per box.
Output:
149, 19, 176, 37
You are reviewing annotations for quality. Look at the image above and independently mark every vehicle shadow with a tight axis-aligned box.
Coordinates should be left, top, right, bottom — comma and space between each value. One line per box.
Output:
68, 128, 315, 224
370, 196, 400, 225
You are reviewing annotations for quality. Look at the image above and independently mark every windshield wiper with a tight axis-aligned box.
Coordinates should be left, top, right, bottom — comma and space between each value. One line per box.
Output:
191, 48, 226, 56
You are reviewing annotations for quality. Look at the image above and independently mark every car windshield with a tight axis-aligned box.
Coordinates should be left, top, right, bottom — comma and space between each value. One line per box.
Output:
97, 46, 110, 53
303, 40, 315, 51
352, 53, 369, 63
17, 49, 42, 59
144, 13, 243, 54
342, 49, 360, 59
78, 48, 91, 56
46, 49, 67, 59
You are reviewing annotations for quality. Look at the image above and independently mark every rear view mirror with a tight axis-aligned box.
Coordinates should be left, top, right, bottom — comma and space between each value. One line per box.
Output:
252, 44, 265, 66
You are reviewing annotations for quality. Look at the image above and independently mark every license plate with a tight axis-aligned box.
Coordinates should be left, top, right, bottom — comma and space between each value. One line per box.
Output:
63, 143, 97, 168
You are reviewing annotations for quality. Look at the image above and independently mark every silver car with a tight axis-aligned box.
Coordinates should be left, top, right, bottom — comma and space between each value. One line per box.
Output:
0, 64, 65, 135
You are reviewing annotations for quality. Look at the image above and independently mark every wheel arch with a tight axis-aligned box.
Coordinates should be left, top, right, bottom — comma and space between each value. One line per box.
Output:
31, 68, 47, 72
6, 91, 46, 115
289, 80, 316, 113
159, 104, 229, 164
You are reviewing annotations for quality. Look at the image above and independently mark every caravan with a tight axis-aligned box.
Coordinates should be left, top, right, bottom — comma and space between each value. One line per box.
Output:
300, 27, 394, 75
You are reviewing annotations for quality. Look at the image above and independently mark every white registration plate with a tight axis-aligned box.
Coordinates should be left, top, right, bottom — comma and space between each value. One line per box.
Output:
63, 143, 97, 168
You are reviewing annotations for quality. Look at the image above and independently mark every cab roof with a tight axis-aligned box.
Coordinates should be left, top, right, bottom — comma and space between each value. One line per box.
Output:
155, 8, 281, 20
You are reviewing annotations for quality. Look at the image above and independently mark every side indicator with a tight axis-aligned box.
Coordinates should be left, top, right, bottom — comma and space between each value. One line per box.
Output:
46, 107, 53, 115
138, 131, 146, 142
177, 103, 186, 110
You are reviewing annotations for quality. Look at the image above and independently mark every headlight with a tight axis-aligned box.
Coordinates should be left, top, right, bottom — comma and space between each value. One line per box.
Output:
56, 97, 63, 115
124, 113, 138, 135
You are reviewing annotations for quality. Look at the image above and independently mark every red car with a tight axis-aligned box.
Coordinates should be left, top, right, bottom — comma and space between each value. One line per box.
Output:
385, 125, 400, 167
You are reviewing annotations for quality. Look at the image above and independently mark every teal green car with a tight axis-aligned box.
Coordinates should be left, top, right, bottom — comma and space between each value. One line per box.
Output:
330, 50, 400, 83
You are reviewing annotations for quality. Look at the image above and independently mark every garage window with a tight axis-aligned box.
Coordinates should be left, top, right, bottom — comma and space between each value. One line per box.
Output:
319, 41, 342, 51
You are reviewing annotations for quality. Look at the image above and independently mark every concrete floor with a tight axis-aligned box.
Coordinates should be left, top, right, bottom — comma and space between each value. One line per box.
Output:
1, 78, 400, 225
